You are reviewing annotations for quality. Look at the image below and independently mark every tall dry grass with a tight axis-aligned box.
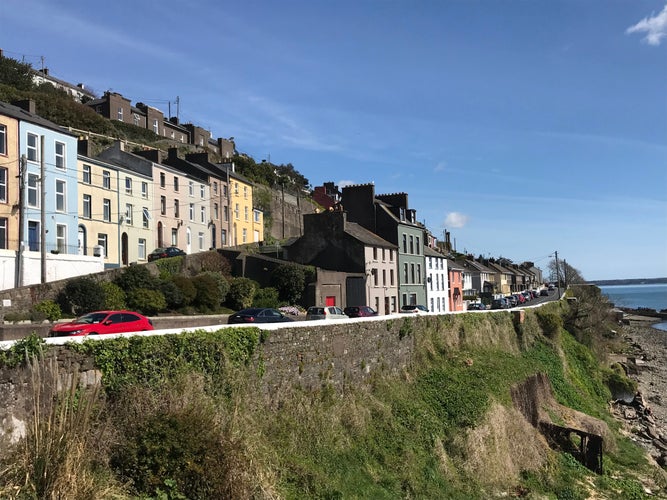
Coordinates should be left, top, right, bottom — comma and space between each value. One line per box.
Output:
0, 354, 122, 499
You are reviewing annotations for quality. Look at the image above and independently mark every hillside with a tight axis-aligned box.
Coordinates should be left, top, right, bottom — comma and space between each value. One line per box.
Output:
0, 286, 665, 498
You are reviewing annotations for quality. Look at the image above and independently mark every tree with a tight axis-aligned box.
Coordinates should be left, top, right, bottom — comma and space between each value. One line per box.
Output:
226, 277, 257, 310
548, 259, 585, 286
271, 264, 306, 304
0, 55, 34, 90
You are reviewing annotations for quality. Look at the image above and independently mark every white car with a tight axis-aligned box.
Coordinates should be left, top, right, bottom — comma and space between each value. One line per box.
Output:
306, 306, 348, 320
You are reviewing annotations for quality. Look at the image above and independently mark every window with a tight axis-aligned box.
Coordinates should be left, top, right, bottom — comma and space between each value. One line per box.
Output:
138, 239, 146, 259
244, 206, 248, 221
198, 232, 204, 250
189, 203, 194, 221
27, 133, 39, 162
189, 181, 194, 196
200, 206, 206, 223
416, 236, 420, 255
0, 218, 6, 249
55, 180, 66, 212
234, 203, 239, 219
55, 141, 66, 169
142, 207, 149, 228
0, 125, 6, 155
243, 186, 248, 198
417, 264, 421, 284
372, 268, 378, 286
390, 269, 395, 286
174, 177, 179, 191
160, 172, 165, 188
234, 182, 238, 195
213, 182, 218, 195
97, 233, 107, 257
133, 114, 140, 126
0, 168, 6, 203
82, 164, 91, 184
152, 119, 159, 134
214, 203, 219, 219
200, 184, 205, 198
28, 174, 39, 207
242, 228, 247, 243
117, 107, 123, 121
171, 228, 177, 246
402, 234, 407, 253
411, 263, 415, 284
174, 199, 180, 218
224, 206, 229, 222
382, 248, 385, 261
56, 224, 66, 253
103, 199, 111, 222
389, 249, 393, 262
373, 247, 377, 260
403, 263, 408, 283
383, 269, 386, 286
83, 194, 91, 218
409, 236, 414, 254
221, 229, 227, 246
141, 182, 148, 198
254, 210, 260, 222
103, 170, 110, 189
223, 184, 228, 197
125, 177, 132, 194
160, 196, 166, 215
125, 204, 133, 225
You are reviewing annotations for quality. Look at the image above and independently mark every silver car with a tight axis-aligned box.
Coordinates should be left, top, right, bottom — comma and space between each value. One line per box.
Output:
306, 306, 348, 320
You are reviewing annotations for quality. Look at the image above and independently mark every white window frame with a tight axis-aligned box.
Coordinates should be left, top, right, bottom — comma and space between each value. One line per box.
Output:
125, 203, 133, 225
82, 164, 91, 184
55, 141, 66, 170
103, 199, 111, 222
97, 233, 108, 257
27, 133, 39, 162
189, 203, 194, 221
200, 206, 206, 223
0, 124, 6, 156
198, 232, 204, 250
28, 174, 39, 208
83, 194, 91, 218
55, 179, 66, 212
56, 224, 67, 253
138, 238, 146, 259
125, 177, 132, 195
141, 181, 148, 198
103, 170, 111, 189
189, 181, 194, 197
0, 168, 6, 203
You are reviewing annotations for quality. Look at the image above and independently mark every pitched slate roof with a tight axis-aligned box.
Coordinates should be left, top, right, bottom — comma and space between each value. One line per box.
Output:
344, 222, 397, 248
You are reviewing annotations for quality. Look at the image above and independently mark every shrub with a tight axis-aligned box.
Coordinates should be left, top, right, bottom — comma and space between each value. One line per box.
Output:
192, 272, 229, 312
227, 278, 257, 310
114, 265, 158, 293
252, 287, 280, 308
197, 251, 232, 276
536, 310, 563, 339
100, 281, 126, 310
172, 276, 197, 306
154, 257, 183, 279
271, 264, 306, 304
58, 277, 105, 315
159, 280, 185, 310
32, 300, 62, 322
126, 289, 166, 316
3, 311, 30, 323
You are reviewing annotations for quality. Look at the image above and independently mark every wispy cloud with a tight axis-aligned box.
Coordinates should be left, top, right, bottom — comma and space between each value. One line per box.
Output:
338, 179, 357, 188
444, 212, 470, 228
433, 161, 447, 173
626, 3, 667, 46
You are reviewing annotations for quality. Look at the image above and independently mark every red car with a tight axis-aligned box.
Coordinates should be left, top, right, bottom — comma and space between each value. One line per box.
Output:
343, 306, 378, 318
49, 310, 154, 337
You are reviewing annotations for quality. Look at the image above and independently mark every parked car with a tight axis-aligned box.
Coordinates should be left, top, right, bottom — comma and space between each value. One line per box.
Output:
540, 289, 550, 296
400, 304, 428, 313
491, 298, 509, 310
343, 306, 378, 318
227, 308, 294, 324
49, 310, 154, 337
521, 291, 532, 301
147, 246, 186, 262
467, 303, 486, 310
513, 293, 526, 304
505, 295, 518, 307
306, 306, 348, 320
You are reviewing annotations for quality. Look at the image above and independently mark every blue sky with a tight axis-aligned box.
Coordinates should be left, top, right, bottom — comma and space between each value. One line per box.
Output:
2, 0, 666, 281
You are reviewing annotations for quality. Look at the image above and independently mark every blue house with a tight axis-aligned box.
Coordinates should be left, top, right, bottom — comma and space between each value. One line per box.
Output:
13, 101, 79, 255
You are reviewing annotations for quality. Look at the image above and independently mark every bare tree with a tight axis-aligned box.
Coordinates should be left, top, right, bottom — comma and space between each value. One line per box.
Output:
548, 259, 585, 286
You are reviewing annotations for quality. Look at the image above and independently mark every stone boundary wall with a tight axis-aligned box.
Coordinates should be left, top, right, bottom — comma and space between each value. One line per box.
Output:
0, 311, 525, 447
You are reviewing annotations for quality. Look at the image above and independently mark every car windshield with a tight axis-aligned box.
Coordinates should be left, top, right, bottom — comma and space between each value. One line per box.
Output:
74, 312, 108, 324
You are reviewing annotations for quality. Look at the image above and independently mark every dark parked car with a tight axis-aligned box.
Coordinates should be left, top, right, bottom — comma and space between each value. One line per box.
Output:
467, 303, 486, 310
49, 310, 154, 337
491, 298, 509, 310
227, 308, 294, 324
540, 289, 550, 296
505, 296, 518, 307
147, 246, 186, 262
400, 304, 428, 313
344, 306, 378, 318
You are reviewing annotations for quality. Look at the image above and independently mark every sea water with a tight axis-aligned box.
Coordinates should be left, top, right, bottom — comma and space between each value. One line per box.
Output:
598, 283, 667, 332
598, 284, 667, 312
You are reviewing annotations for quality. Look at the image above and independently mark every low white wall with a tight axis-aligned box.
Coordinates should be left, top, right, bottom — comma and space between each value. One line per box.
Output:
0, 250, 104, 291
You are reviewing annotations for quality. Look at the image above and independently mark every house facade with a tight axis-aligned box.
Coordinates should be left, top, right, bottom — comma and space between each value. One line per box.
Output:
425, 246, 449, 313
447, 258, 464, 311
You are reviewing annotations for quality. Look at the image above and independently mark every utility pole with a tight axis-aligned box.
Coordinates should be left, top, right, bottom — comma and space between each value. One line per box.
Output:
554, 250, 561, 297
40, 135, 46, 283
15, 155, 26, 288
563, 259, 568, 288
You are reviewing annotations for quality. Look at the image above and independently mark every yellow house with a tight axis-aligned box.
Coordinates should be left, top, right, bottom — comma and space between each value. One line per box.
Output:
228, 171, 263, 246
0, 109, 19, 252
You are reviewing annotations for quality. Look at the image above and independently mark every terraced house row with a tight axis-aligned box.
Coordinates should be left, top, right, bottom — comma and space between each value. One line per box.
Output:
0, 99, 262, 289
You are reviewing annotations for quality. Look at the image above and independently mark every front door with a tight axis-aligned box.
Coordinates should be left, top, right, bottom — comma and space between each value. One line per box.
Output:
325, 296, 336, 306
121, 233, 128, 266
